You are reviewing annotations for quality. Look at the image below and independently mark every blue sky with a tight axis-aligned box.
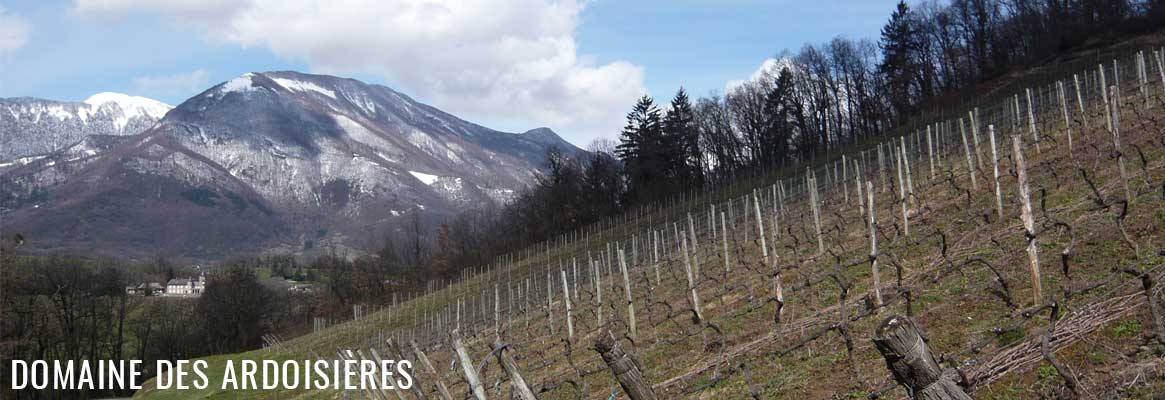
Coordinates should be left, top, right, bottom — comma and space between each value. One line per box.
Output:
0, 0, 900, 145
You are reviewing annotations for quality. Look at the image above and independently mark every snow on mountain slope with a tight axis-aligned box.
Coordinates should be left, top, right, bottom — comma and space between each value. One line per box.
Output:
0, 71, 583, 260
0, 93, 172, 160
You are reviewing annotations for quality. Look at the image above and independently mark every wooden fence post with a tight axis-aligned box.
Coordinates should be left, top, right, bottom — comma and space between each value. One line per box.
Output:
594, 330, 657, 400
873, 316, 971, 400
1073, 74, 1088, 126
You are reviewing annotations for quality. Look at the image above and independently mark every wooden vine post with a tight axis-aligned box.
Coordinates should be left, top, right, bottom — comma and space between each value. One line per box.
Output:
959, 118, 977, 189
753, 192, 769, 264
867, 180, 883, 307
594, 330, 657, 400
896, 144, 909, 236
1026, 88, 1041, 153
873, 316, 971, 400
1100, 64, 1112, 132
970, 108, 984, 171
410, 340, 454, 400
1013, 135, 1042, 305
1057, 81, 1073, 153
808, 169, 825, 254
594, 261, 604, 326
492, 339, 538, 400
452, 330, 487, 400
618, 249, 637, 340
1109, 85, 1133, 205
721, 211, 730, 273
681, 235, 704, 323
988, 125, 1004, 220
561, 269, 574, 340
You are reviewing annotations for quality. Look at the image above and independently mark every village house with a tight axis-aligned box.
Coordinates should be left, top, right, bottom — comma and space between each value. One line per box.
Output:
125, 282, 165, 296
165, 274, 206, 297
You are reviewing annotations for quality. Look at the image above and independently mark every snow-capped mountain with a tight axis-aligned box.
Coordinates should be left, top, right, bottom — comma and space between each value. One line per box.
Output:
0, 93, 172, 160
0, 72, 583, 260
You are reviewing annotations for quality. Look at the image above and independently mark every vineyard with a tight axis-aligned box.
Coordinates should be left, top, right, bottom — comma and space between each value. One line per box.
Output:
138, 40, 1165, 399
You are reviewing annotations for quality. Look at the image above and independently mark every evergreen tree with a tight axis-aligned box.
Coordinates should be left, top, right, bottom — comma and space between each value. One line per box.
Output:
663, 88, 702, 185
616, 95, 667, 202
878, 0, 919, 121
760, 68, 795, 166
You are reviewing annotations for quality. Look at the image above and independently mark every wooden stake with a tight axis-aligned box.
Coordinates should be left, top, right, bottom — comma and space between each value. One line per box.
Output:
594, 330, 657, 400
452, 330, 487, 400
926, 125, 935, 179
989, 125, 1004, 220
867, 180, 882, 307
410, 340, 454, 400
1109, 85, 1133, 204
873, 317, 972, 400
753, 192, 769, 264
1026, 88, 1041, 153
618, 249, 636, 340
896, 144, 909, 237
594, 261, 603, 326
1012, 135, 1042, 305
1101, 64, 1112, 132
681, 235, 703, 323
959, 118, 977, 189
1057, 81, 1073, 153
1074, 74, 1087, 126
721, 211, 730, 273
492, 339, 538, 400
561, 269, 574, 340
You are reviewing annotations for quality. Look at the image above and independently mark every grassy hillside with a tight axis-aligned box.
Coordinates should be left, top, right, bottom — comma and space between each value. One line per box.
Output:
136, 39, 1165, 400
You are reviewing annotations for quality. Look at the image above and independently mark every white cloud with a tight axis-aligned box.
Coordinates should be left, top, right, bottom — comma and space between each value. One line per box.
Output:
133, 69, 212, 99
0, 6, 31, 54
71, 0, 647, 145
726, 57, 799, 94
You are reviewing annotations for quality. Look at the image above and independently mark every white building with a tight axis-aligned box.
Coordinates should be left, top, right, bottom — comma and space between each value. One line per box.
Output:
165, 274, 206, 297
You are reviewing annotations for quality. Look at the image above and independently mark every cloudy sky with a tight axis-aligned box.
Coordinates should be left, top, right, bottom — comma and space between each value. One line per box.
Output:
0, 0, 897, 146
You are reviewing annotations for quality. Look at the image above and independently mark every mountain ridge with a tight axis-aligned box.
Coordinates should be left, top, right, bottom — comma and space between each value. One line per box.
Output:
0, 71, 583, 260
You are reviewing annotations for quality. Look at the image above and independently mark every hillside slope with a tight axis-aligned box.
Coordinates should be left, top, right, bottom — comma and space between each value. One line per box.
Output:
137, 46, 1165, 399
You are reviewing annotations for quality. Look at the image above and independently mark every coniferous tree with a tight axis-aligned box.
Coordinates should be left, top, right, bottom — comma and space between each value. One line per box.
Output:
761, 68, 796, 167
617, 95, 667, 202
663, 88, 702, 186
879, 0, 920, 121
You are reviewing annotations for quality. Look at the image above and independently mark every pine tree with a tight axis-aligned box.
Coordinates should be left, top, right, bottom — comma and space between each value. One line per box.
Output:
616, 95, 667, 202
879, 0, 919, 121
663, 88, 702, 186
760, 68, 795, 167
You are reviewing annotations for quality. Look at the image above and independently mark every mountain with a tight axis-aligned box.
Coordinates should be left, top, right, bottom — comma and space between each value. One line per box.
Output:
0, 72, 583, 260
0, 93, 172, 160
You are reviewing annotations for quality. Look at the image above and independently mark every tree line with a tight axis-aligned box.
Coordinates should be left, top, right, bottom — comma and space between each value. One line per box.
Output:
413, 0, 1164, 282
